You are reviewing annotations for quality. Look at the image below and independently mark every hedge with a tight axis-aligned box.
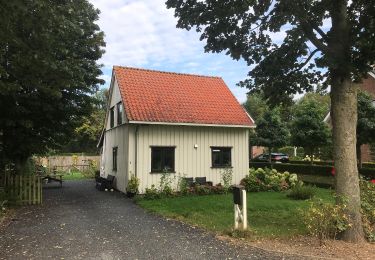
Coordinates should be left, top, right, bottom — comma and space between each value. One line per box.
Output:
249, 162, 375, 179
289, 160, 375, 169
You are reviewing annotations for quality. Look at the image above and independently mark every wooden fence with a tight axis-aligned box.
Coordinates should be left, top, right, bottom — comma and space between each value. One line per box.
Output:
3, 172, 42, 205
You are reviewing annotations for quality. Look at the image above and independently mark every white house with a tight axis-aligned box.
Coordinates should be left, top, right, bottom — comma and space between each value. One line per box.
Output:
98, 66, 255, 193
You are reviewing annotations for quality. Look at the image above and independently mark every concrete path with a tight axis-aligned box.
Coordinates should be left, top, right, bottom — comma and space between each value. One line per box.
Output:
0, 180, 303, 259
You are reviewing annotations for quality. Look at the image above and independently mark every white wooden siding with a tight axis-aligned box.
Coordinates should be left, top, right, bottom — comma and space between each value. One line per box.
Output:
106, 78, 127, 130
102, 125, 129, 192
128, 124, 249, 193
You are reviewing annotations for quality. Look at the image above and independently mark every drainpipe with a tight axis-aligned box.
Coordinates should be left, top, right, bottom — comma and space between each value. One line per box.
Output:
135, 125, 139, 177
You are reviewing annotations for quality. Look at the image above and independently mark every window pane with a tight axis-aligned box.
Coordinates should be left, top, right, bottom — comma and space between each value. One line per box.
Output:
211, 147, 231, 167
164, 148, 174, 171
212, 150, 221, 166
222, 148, 231, 166
110, 107, 114, 128
117, 103, 123, 125
151, 147, 175, 172
151, 148, 162, 172
113, 147, 117, 171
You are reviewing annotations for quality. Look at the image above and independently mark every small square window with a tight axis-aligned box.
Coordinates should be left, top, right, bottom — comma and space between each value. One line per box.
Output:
112, 147, 118, 171
110, 107, 115, 128
117, 102, 123, 125
211, 147, 232, 168
151, 147, 175, 173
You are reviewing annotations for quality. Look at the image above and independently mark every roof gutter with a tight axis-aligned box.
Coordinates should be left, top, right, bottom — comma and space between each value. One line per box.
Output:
128, 120, 255, 129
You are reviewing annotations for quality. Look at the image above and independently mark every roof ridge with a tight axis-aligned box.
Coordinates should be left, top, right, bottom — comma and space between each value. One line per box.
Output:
113, 65, 222, 79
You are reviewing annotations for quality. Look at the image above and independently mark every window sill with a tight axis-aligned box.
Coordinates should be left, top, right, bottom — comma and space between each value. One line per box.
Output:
150, 171, 176, 174
211, 166, 233, 169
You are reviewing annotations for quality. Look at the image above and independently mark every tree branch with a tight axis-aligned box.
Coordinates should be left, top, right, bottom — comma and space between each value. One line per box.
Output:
312, 25, 329, 42
300, 22, 330, 54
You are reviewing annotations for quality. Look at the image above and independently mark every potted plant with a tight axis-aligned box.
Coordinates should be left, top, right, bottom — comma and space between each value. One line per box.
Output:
126, 174, 140, 198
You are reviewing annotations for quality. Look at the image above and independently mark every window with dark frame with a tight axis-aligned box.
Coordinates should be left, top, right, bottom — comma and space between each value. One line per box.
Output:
112, 147, 118, 171
110, 107, 115, 128
211, 147, 232, 168
151, 147, 175, 173
117, 102, 123, 125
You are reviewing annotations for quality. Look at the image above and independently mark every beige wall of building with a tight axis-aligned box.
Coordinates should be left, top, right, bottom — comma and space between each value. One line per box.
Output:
129, 124, 249, 193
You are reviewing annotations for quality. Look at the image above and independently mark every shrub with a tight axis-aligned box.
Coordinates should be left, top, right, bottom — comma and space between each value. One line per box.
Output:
194, 184, 211, 195
159, 171, 175, 196
360, 179, 375, 241
144, 185, 161, 200
287, 183, 316, 200
126, 174, 140, 194
221, 168, 233, 193
303, 198, 351, 244
177, 175, 189, 195
240, 168, 299, 192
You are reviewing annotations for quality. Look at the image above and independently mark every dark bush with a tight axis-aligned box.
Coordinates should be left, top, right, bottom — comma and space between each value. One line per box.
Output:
359, 168, 375, 180
287, 184, 317, 200
250, 162, 333, 176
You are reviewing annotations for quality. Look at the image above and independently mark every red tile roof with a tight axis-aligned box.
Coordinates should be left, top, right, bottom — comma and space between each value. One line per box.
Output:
113, 66, 254, 127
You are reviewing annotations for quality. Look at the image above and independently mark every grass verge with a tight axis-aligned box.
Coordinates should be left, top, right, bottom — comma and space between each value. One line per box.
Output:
62, 171, 92, 180
136, 188, 333, 239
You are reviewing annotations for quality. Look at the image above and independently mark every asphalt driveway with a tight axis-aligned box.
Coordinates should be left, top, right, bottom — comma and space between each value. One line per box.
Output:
0, 180, 303, 259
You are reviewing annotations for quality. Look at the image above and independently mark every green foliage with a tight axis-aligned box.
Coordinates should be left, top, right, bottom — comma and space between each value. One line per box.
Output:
357, 91, 375, 147
243, 92, 269, 122
194, 185, 211, 195
357, 91, 375, 166
249, 162, 375, 180
251, 109, 289, 153
360, 179, 375, 241
303, 198, 351, 244
220, 168, 233, 193
241, 168, 298, 192
166, 0, 375, 100
0, 0, 105, 166
126, 174, 140, 194
287, 184, 317, 200
291, 97, 331, 160
60, 89, 108, 153
177, 175, 189, 195
159, 171, 176, 196
144, 185, 161, 200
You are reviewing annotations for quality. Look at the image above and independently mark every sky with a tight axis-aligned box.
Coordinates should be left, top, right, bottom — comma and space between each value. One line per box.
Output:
89, 0, 251, 103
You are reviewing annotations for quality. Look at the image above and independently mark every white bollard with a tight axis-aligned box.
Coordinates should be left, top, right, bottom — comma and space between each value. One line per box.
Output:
242, 189, 247, 230
233, 186, 247, 230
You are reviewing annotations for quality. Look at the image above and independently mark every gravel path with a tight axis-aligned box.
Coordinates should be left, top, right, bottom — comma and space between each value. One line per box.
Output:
0, 180, 306, 259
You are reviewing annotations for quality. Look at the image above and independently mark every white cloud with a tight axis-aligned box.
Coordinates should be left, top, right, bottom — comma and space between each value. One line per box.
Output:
90, 0, 254, 102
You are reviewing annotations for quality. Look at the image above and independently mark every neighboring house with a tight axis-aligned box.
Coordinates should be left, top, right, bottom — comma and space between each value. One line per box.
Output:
324, 71, 375, 162
98, 66, 255, 193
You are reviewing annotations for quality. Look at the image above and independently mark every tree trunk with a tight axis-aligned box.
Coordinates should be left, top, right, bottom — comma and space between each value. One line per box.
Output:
331, 76, 364, 242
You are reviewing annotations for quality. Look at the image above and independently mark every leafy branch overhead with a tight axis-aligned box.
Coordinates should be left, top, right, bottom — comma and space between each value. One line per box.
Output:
166, 0, 375, 103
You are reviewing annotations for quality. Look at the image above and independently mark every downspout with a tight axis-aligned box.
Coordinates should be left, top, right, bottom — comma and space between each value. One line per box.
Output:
135, 125, 139, 177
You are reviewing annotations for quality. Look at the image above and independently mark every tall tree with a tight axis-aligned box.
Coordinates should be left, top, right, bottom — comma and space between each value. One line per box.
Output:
0, 0, 105, 169
166, 0, 375, 242
60, 89, 108, 154
291, 97, 331, 163
252, 108, 289, 161
357, 91, 375, 167
243, 92, 268, 122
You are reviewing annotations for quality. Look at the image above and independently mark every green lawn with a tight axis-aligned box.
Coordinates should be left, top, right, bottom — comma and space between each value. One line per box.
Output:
137, 188, 333, 239
62, 171, 92, 180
